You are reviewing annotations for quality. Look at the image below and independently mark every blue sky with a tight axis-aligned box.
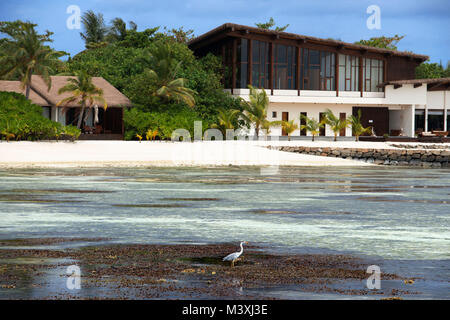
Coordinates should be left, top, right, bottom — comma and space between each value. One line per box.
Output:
1, 0, 449, 63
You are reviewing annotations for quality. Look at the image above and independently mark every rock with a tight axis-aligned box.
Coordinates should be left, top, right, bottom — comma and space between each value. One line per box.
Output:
431, 162, 442, 168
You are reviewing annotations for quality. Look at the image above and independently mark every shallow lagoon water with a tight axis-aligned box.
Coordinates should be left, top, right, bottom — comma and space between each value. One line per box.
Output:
0, 166, 449, 298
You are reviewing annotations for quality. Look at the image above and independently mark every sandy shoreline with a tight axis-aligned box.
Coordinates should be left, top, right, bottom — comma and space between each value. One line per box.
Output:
1, 140, 449, 168
0, 140, 376, 168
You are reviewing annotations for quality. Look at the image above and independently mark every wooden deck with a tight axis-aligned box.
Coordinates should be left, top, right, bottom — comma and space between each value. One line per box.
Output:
78, 134, 124, 140
360, 136, 450, 143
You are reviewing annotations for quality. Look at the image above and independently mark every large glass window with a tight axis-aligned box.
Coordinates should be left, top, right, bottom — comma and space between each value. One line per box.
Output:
363, 58, 384, 92
414, 110, 425, 134
301, 49, 335, 90
223, 40, 233, 88
273, 44, 296, 89
338, 54, 359, 91
428, 110, 444, 131
236, 39, 248, 88
251, 40, 270, 89
447, 110, 450, 132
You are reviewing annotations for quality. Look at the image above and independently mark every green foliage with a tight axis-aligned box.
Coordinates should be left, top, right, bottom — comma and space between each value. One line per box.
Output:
348, 109, 371, 142
416, 61, 450, 79
0, 20, 67, 97
323, 109, 348, 141
211, 108, 242, 136
106, 18, 138, 43
355, 35, 405, 51
56, 70, 107, 128
124, 106, 211, 141
80, 10, 108, 47
68, 21, 243, 139
255, 17, 289, 32
136, 42, 197, 107
68, 45, 146, 92
271, 120, 298, 141
160, 26, 195, 44
300, 114, 324, 142
241, 86, 269, 137
0, 91, 80, 141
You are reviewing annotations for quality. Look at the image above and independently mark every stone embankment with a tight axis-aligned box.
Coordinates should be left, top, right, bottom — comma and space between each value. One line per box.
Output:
272, 146, 450, 167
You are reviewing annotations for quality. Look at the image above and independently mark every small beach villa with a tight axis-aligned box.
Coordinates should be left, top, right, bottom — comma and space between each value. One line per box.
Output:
0, 75, 132, 140
189, 23, 450, 138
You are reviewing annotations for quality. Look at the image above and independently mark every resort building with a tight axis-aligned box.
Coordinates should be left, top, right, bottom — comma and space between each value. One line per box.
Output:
189, 23, 450, 138
0, 75, 132, 140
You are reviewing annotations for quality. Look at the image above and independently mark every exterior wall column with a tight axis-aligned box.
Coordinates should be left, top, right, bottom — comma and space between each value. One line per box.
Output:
408, 105, 415, 137
232, 39, 237, 94
424, 104, 428, 132
444, 91, 447, 132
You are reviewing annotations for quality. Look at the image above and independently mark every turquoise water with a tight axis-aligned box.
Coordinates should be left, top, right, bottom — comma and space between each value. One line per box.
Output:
0, 166, 449, 298
1, 166, 448, 260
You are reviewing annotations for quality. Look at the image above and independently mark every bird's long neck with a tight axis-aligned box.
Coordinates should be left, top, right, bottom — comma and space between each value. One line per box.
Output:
239, 242, 244, 254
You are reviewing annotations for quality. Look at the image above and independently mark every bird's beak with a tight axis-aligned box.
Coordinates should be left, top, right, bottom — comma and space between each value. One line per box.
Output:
244, 241, 248, 244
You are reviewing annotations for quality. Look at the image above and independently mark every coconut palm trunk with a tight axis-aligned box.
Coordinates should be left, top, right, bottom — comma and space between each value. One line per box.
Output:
77, 103, 86, 129
25, 69, 33, 99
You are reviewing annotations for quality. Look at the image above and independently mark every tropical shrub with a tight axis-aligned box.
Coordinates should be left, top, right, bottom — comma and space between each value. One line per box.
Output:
124, 106, 213, 141
300, 114, 324, 142
0, 91, 80, 141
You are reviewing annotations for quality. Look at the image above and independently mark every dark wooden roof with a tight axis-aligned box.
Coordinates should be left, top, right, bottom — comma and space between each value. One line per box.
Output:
189, 23, 429, 62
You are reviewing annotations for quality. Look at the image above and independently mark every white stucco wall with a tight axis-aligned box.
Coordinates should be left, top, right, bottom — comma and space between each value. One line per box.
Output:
427, 91, 449, 109
265, 103, 354, 137
231, 85, 447, 137
384, 84, 427, 105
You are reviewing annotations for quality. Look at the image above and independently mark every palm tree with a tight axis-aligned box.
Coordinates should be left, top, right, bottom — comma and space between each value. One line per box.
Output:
56, 71, 107, 129
348, 109, 372, 141
80, 10, 108, 47
211, 108, 242, 137
260, 119, 273, 138
0, 21, 66, 99
241, 86, 269, 138
300, 114, 324, 142
138, 42, 196, 107
106, 18, 137, 42
323, 109, 348, 141
272, 120, 299, 141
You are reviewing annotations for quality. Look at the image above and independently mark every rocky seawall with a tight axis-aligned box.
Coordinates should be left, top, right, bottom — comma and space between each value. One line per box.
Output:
272, 146, 450, 167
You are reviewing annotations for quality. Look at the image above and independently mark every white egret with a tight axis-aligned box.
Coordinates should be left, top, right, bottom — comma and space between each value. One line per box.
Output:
223, 241, 248, 267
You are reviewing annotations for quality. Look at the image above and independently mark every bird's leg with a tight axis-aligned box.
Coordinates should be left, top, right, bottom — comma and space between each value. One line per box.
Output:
231, 260, 235, 268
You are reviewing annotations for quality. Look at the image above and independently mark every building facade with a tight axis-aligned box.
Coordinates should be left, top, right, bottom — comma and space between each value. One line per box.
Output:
189, 23, 449, 137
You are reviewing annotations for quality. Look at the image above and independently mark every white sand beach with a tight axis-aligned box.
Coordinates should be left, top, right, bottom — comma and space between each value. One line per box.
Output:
0, 140, 382, 168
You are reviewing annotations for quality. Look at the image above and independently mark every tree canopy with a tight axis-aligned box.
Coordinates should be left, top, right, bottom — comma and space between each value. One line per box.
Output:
66, 14, 242, 140
255, 18, 289, 32
355, 35, 405, 51
0, 20, 67, 98
416, 61, 450, 79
